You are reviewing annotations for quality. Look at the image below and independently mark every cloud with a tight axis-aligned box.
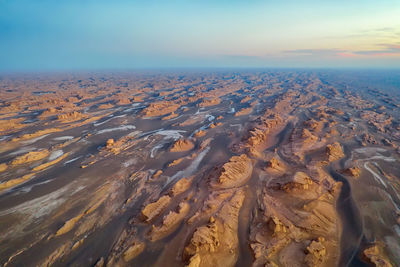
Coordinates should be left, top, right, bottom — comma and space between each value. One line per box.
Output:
283, 49, 345, 57
352, 44, 400, 56
283, 44, 400, 58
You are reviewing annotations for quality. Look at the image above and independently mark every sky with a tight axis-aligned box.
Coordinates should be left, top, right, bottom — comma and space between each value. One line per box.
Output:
0, 0, 399, 70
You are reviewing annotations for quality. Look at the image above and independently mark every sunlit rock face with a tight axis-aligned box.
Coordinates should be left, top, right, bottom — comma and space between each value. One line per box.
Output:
0, 71, 399, 266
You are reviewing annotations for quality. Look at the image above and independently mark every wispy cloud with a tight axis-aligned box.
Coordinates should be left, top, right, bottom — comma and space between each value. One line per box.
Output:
283, 44, 400, 58
352, 44, 400, 56
283, 49, 345, 57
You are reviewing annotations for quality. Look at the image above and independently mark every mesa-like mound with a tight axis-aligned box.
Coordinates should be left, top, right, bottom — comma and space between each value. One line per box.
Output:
141, 195, 171, 222
326, 142, 344, 162
215, 154, 253, 188
10, 149, 50, 166
142, 101, 180, 117
170, 139, 194, 152
198, 97, 221, 107
184, 190, 245, 267
57, 111, 85, 122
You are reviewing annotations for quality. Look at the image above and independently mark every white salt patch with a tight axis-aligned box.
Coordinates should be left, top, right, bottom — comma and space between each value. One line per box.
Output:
64, 156, 82, 165
23, 119, 38, 123
49, 150, 64, 161
53, 136, 74, 141
354, 147, 387, 155
169, 115, 183, 121
9, 146, 36, 156
366, 155, 396, 162
190, 122, 213, 138
21, 134, 50, 145
0, 135, 10, 141
206, 115, 215, 121
123, 158, 137, 167
352, 147, 396, 163
150, 143, 165, 158
96, 125, 136, 135
123, 108, 133, 112
147, 129, 186, 158
228, 107, 235, 113
93, 114, 126, 126
151, 130, 185, 140
15, 179, 52, 194
165, 147, 210, 188
140, 129, 164, 139
127, 131, 142, 137
0, 182, 85, 239
364, 162, 387, 188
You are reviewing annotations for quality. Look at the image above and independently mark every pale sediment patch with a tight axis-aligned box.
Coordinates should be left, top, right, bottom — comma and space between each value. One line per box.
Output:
364, 162, 387, 188
93, 114, 126, 127
190, 122, 214, 138
9, 146, 36, 156
146, 130, 186, 158
165, 146, 210, 188
64, 156, 82, 165
0, 183, 85, 239
123, 158, 137, 168
96, 125, 136, 135
53, 136, 74, 141
21, 134, 50, 145
0, 135, 10, 142
48, 150, 64, 161
14, 179, 52, 194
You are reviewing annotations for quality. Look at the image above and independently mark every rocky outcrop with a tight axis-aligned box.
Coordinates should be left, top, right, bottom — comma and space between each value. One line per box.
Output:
198, 98, 221, 107
266, 157, 287, 173
149, 201, 190, 241
168, 157, 184, 167
342, 167, 361, 177
170, 177, 192, 196
282, 172, 314, 192
215, 154, 253, 188
250, 166, 341, 266
184, 190, 245, 267
170, 139, 194, 152
57, 111, 85, 122
305, 238, 327, 267
105, 138, 114, 148
245, 113, 283, 148
234, 107, 252, 116
123, 242, 145, 262
326, 142, 344, 162
10, 150, 49, 166
194, 130, 206, 137
141, 195, 171, 222
363, 243, 393, 267
162, 112, 179, 120
152, 170, 163, 179
142, 101, 180, 117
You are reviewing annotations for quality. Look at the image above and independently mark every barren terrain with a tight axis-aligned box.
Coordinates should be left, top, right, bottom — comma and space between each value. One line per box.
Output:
0, 71, 399, 266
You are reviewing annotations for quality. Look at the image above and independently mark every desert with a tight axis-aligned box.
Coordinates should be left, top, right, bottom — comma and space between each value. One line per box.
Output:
0, 71, 399, 266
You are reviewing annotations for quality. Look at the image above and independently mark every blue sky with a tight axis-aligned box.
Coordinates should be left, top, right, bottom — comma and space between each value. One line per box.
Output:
0, 0, 399, 70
